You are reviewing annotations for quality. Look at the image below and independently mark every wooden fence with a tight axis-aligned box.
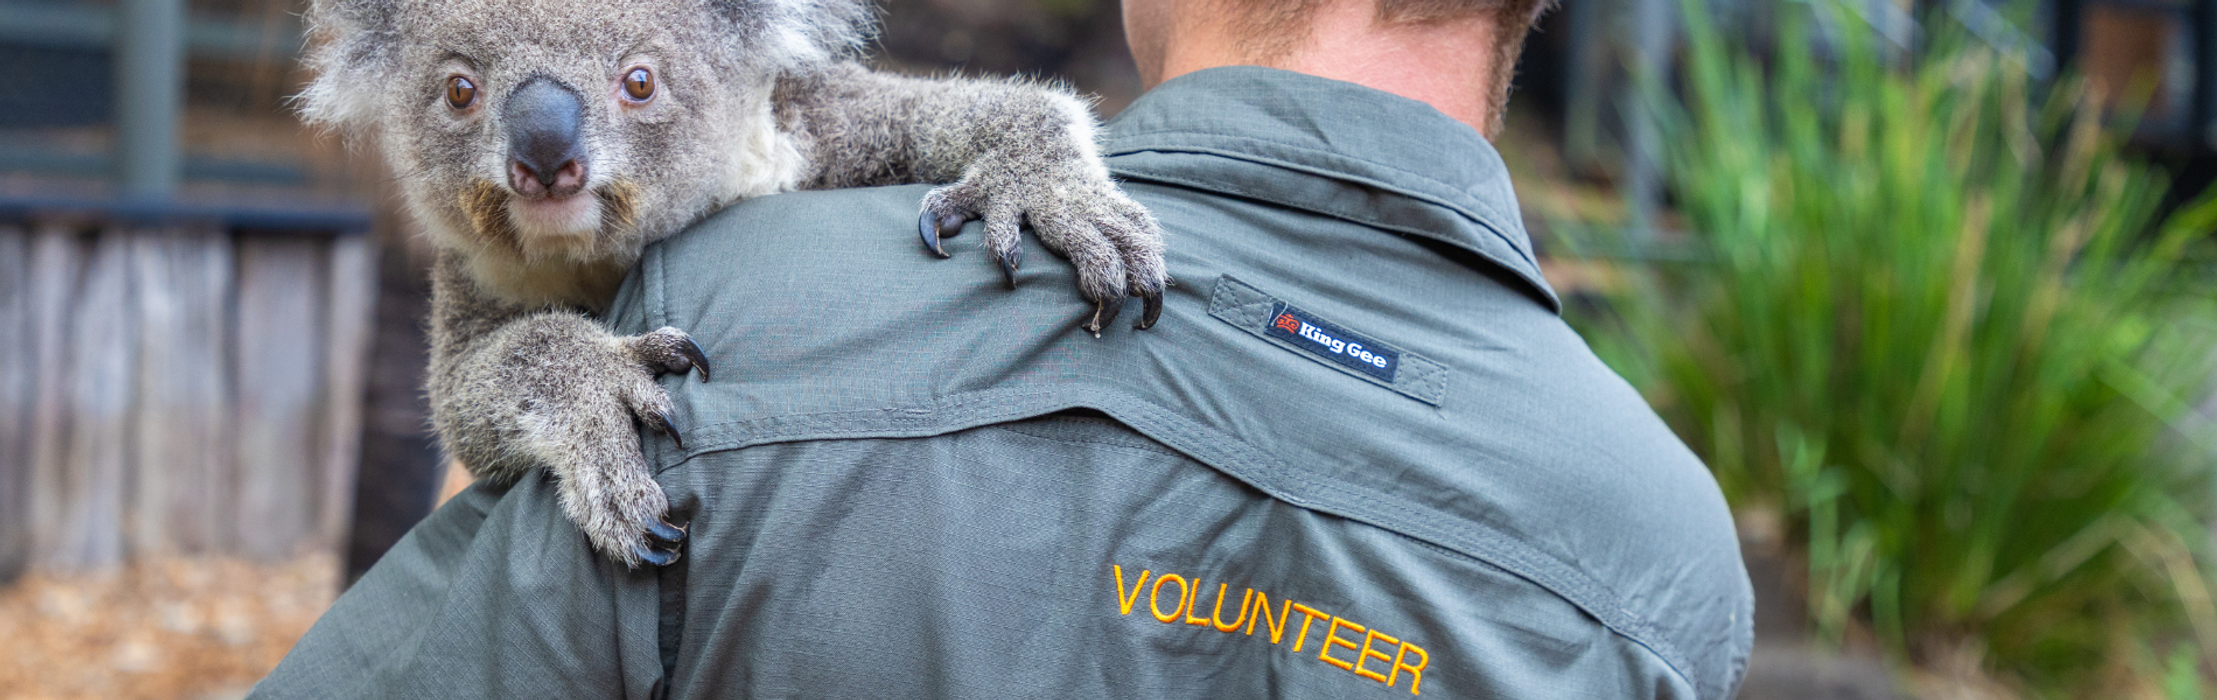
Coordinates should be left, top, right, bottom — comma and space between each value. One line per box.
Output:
0, 218, 375, 575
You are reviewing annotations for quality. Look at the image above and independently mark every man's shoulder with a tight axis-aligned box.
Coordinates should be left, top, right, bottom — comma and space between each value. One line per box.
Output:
659, 184, 938, 275
616, 179, 1748, 697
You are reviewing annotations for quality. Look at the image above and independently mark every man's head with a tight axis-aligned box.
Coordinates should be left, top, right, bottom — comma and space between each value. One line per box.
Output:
1122, 0, 1554, 136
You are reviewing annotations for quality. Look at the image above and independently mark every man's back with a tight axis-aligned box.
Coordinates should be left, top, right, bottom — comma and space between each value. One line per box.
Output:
252, 67, 1750, 700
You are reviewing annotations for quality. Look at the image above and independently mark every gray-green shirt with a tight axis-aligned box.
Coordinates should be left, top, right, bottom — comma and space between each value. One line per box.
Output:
253, 66, 1752, 700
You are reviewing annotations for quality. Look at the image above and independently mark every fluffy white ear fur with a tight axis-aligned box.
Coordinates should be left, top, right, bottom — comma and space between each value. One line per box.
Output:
295, 0, 397, 131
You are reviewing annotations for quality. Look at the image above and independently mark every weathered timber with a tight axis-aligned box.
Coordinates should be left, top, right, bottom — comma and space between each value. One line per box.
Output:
315, 235, 375, 554
43, 230, 138, 569
22, 226, 80, 571
232, 237, 328, 560
3, 219, 374, 571
127, 230, 234, 555
0, 226, 30, 580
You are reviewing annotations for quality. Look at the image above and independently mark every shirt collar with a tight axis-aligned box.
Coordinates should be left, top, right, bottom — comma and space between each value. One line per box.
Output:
1102, 66, 1557, 312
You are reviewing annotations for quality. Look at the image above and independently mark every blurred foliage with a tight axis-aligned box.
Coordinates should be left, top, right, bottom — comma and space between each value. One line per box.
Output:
1565, 0, 2217, 694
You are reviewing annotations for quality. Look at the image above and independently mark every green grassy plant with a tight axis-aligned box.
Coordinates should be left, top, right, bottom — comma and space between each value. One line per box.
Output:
1567, 1, 2217, 693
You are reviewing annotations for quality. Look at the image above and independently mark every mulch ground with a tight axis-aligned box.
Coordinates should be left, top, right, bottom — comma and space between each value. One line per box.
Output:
0, 556, 337, 700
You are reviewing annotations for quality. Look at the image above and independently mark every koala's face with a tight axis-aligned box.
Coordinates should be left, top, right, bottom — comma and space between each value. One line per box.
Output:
301, 0, 867, 267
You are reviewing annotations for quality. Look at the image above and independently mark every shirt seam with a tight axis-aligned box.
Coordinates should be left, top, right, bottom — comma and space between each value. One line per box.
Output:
1113, 164, 1559, 312
1104, 136, 1530, 265
1108, 130, 1496, 210
988, 420, 1189, 458
1118, 165, 1495, 254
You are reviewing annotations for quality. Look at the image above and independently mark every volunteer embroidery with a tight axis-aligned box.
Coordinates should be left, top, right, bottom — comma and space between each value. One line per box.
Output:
1110, 564, 1432, 696
1265, 306, 1399, 383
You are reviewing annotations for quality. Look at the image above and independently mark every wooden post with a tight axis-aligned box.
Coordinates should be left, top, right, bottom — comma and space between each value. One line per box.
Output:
37, 229, 138, 570
128, 230, 236, 555
317, 235, 376, 553
231, 237, 331, 560
115, 0, 185, 199
2195, 0, 2217, 149
24, 226, 80, 571
0, 226, 30, 581
1622, 0, 1676, 243
7, 214, 373, 570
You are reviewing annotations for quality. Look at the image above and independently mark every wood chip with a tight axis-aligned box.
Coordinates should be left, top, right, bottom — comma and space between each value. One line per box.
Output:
0, 555, 336, 700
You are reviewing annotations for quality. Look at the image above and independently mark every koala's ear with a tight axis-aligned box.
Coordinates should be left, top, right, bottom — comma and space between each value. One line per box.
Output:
705, 0, 876, 71
296, 0, 402, 131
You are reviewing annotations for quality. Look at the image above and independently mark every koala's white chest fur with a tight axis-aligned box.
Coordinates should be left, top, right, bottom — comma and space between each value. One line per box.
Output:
464, 249, 633, 314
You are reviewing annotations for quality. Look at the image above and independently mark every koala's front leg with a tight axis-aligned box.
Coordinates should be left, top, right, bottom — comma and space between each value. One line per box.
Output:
427, 255, 706, 567
781, 65, 1168, 335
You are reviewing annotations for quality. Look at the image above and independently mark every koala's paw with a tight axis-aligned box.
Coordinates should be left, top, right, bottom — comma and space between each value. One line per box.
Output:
545, 326, 709, 568
919, 163, 1167, 337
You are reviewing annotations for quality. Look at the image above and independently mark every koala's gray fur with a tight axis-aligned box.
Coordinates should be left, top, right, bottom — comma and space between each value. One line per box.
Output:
299, 0, 1166, 567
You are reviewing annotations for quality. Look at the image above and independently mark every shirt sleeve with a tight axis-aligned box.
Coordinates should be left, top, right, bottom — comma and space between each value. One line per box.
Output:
247, 475, 664, 700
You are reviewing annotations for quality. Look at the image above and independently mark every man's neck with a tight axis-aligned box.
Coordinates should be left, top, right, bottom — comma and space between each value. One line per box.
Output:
1147, 1, 1501, 134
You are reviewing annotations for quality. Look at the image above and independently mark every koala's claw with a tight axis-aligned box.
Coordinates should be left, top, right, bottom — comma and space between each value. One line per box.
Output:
633, 327, 711, 382
919, 157, 1166, 336
524, 325, 716, 568
631, 543, 681, 567
919, 210, 968, 258
676, 337, 711, 382
646, 517, 687, 544
1083, 299, 1124, 338
643, 406, 685, 451
919, 215, 945, 257
997, 245, 1023, 288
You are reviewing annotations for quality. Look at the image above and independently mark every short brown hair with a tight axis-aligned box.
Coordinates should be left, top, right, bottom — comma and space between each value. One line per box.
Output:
1219, 0, 1557, 133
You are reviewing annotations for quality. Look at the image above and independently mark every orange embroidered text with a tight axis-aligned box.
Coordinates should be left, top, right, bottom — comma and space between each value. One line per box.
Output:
1108, 564, 1431, 695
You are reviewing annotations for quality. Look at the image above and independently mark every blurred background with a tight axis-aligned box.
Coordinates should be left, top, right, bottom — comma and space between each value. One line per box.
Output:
0, 0, 2214, 697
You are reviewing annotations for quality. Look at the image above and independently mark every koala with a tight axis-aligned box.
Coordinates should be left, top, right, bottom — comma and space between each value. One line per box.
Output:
298, 0, 1167, 567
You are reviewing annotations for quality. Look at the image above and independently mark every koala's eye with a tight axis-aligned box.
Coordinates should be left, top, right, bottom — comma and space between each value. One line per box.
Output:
622, 67, 655, 102
446, 76, 477, 110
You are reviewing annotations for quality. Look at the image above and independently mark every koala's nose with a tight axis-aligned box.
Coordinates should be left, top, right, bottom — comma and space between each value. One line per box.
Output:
503, 76, 587, 197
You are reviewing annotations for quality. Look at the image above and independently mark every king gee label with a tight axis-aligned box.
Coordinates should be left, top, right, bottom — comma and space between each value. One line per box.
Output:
1265, 304, 1399, 383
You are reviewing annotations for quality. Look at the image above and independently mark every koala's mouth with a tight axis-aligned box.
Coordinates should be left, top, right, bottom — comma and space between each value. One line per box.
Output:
510, 191, 597, 234
460, 179, 639, 261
